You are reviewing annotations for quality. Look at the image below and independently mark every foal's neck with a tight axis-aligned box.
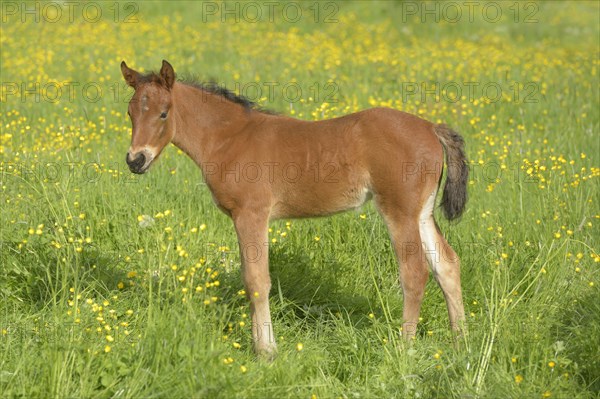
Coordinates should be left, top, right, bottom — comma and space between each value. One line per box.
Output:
170, 82, 257, 165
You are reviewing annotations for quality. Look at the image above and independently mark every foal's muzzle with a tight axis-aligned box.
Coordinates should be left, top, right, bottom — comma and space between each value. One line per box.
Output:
126, 151, 149, 174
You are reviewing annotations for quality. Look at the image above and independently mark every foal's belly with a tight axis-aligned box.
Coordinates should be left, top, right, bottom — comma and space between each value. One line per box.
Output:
270, 180, 373, 220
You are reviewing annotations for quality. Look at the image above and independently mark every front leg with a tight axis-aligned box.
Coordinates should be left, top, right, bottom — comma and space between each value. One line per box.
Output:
232, 210, 276, 359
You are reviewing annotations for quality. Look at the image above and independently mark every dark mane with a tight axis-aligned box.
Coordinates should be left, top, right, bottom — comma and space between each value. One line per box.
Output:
136, 72, 277, 114
182, 79, 278, 115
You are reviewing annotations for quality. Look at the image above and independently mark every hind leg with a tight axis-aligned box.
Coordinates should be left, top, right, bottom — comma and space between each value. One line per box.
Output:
378, 202, 430, 339
419, 191, 466, 334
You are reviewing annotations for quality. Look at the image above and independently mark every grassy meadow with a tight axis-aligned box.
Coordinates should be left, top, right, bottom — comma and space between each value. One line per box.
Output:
1, 1, 599, 397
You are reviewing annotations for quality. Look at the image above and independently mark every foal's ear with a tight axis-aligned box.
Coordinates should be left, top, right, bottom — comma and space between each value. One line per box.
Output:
121, 61, 140, 89
160, 60, 175, 89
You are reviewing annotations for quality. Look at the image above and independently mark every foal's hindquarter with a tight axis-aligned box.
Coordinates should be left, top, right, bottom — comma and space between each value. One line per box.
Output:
171, 85, 464, 356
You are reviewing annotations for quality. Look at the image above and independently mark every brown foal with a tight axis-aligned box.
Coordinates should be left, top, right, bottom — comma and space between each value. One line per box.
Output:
121, 60, 469, 358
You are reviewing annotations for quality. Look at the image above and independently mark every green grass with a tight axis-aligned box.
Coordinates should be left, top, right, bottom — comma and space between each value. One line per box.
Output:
1, 1, 599, 398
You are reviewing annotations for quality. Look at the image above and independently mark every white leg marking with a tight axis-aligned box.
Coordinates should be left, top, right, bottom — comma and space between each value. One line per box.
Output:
419, 190, 465, 332
419, 190, 440, 274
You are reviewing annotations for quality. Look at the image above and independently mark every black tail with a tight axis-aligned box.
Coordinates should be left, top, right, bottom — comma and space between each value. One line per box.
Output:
433, 124, 469, 220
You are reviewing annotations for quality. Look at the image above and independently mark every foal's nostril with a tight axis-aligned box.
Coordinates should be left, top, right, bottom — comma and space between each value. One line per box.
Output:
126, 152, 146, 173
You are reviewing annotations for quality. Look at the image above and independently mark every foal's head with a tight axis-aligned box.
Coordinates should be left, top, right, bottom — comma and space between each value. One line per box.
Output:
121, 60, 176, 174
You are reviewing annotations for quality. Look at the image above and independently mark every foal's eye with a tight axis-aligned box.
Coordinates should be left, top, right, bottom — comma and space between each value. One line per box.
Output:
160, 112, 168, 120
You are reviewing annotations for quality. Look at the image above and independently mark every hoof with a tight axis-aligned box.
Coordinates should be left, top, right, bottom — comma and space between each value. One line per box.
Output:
255, 344, 277, 362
